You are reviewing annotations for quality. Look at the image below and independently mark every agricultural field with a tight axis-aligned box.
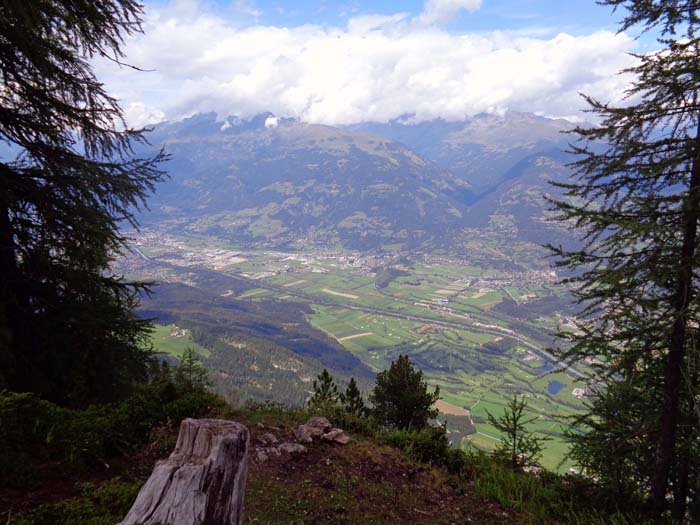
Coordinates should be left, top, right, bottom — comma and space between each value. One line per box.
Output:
120, 233, 587, 471
306, 304, 582, 471
149, 324, 210, 358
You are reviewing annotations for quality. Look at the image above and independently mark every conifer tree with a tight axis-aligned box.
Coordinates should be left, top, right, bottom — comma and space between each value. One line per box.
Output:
550, 1, 700, 517
369, 354, 440, 430
340, 377, 367, 417
0, 1, 164, 406
487, 395, 547, 469
174, 348, 210, 393
308, 369, 339, 411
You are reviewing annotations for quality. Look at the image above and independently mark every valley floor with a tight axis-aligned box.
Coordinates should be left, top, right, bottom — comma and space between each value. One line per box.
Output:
118, 230, 590, 471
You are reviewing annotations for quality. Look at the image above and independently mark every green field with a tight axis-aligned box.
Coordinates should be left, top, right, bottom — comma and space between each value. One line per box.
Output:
306, 300, 582, 471
150, 324, 210, 358
127, 236, 584, 471
257, 252, 582, 470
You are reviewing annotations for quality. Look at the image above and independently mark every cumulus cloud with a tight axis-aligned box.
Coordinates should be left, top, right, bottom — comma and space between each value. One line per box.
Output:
95, 3, 638, 127
418, 0, 483, 26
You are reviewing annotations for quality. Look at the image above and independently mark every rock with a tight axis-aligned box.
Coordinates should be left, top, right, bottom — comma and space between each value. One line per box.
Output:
294, 416, 334, 443
119, 418, 249, 525
277, 442, 307, 454
306, 416, 332, 432
260, 432, 278, 445
294, 424, 322, 443
321, 428, 351, 445
294, 430, 313, 444
256, 442, 307, 463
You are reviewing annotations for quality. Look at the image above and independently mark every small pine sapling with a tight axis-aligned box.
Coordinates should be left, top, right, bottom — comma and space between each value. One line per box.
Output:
340, 378, 367, 417
309, 369, 339, 412
487, 395, 548, 469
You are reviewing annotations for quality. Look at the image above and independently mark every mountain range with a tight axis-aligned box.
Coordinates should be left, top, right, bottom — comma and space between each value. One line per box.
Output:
138, 111, 577, 251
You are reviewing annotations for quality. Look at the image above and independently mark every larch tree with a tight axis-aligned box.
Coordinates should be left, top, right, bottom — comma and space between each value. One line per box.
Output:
487, 395, 547, 469
0, 1, 164, 406
549, 0, 700, 518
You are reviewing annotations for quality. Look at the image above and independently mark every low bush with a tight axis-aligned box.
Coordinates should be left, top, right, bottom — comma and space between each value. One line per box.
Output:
385, 425, 470, 474
470, 458, 666, 525
7, 478, 142, 525
0, 383, 224, 488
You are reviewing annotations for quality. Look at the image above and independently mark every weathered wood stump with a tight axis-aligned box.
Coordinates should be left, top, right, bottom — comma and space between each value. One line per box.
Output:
119, 418, 249, 525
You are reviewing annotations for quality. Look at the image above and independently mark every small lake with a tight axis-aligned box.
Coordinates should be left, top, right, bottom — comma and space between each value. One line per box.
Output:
547, 380, 566, 395
539, 362, 554, 372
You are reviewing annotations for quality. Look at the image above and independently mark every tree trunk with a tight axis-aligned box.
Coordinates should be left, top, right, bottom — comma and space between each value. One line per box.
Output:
0, 180, 19, 390
672, 432, 690, 520
650, 124, 700, 516
120, 418, 250, 525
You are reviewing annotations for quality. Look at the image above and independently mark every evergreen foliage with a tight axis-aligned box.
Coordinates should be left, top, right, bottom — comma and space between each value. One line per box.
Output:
0, 365, 224, 489
339, 377, 367, 417
549, 1, 700, 518
486, 395, 547, 469
0, 1, 165, 406
173, 348, 210, 393
369, 354, 440, 430
308, 369, 340, 411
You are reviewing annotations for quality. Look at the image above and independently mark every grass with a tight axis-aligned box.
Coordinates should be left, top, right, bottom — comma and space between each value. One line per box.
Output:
150, 324, 210, 358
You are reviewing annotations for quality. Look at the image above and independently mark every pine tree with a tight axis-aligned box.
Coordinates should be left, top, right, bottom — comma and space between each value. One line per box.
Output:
369, 354, 440, 430
0, 1, 164, 406
308, 369, 339, 411
340, 377, 367, 417
487, 395, 547, 469
549, 1, 700, 517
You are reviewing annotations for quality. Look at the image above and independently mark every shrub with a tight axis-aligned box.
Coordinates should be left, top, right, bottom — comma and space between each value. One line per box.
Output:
7, 478, 142, 525
385, 425, 469, 474
0, 379, 228, 488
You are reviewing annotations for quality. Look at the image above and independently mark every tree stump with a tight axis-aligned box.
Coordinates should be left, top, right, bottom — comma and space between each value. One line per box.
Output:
119, 418, 249, 525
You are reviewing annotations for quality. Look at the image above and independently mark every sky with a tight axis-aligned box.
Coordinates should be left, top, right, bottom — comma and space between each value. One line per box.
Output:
96, 0, 653, 127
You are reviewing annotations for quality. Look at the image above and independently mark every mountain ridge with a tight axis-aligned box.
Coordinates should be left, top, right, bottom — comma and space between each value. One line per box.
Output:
136, 111, 574, 251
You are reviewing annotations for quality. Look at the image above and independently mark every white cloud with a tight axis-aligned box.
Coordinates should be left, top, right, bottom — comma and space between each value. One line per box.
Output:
123, 102, 165, 128
418, 0, 483, 26
233, 0, 262, 18
95, 4, 638, 127
264, 116, 279, 128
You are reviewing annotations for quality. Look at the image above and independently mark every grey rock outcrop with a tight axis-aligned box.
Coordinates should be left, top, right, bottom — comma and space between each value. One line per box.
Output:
294, 417, 351, 445
294, 416, 332, 443
119, 418, 249, 525
321, 428, 351, 445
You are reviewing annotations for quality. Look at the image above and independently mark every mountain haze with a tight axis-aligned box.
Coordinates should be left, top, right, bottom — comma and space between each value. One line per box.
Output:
347, 112, 574, 192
